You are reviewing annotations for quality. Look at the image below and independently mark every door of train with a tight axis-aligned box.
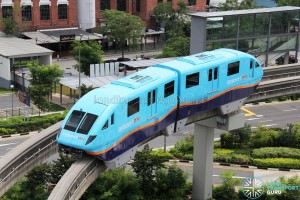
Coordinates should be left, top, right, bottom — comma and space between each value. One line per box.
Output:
208, 67, 219, 93
250, 60, 255, 78
147, 89, 157, 118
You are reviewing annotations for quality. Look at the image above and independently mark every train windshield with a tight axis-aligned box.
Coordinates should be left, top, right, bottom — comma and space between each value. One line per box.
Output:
64, 110, 86, 131
77, 113, 98, 134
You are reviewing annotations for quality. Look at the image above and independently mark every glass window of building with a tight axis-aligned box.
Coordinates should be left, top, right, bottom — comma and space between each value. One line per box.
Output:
188, 0, 196, 6
58, 4, 68, 19
40, 5, 50, 20
22, 6, 32, 21
117, 0, 126, 11
101, 0, 110, 10
2, 6, 12, 18
136, 0, 141, 12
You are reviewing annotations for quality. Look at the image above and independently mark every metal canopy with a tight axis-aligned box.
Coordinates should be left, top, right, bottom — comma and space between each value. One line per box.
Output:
59, 75, 119, 90
189, 6, 300, 18
119, 57, 177, 68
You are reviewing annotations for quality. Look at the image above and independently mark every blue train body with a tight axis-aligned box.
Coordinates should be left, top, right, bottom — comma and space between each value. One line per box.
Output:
57, 48, 263, 167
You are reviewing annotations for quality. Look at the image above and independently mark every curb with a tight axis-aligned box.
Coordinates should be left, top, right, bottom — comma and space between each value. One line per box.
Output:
167, 160, 300, 172
1, 131, 39, 138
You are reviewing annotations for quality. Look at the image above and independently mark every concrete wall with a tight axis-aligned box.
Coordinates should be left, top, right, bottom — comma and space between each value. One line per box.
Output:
77, 0, 95, 30
190, 16, 207, 54
0, 56, 11, 89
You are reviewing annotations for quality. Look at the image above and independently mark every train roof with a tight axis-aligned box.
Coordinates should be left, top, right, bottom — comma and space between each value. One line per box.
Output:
156, 48, 253, 74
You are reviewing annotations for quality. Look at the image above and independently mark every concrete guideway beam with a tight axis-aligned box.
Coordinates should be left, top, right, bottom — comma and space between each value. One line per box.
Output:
48, 156, 107, 200
0, 121, 62, 197
192, 112, 245, 200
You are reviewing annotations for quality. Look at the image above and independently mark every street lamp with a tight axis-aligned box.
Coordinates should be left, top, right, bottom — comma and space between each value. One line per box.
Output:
10, 84, 14, 117
78, 34, 83, 99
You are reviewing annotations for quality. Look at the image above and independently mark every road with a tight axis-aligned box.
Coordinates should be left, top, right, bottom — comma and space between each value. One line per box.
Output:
0, 101, 299, 183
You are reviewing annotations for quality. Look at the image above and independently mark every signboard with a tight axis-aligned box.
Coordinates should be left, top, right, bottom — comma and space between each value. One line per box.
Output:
60, 34, 76, 42
18, 90, 30, 106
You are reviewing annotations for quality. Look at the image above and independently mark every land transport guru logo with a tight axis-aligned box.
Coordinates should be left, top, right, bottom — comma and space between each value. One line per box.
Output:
242, 176, 300, 199
242, 176, 264, 199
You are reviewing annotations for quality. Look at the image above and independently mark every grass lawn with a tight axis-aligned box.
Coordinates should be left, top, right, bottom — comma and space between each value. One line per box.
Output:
0, 88, 12, 94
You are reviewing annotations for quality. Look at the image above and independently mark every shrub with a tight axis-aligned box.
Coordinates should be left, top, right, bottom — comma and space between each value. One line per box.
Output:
279, 124, 298, 147
214, 153, 252, 165
151, 149, 174, 160
252, 147, 300, 159
220, 133, 234, 149
249, 127, 280, 148
253, 158, 300, 169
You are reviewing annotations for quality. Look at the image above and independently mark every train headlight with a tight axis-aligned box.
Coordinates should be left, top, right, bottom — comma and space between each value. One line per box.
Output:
85, 135, 97, 145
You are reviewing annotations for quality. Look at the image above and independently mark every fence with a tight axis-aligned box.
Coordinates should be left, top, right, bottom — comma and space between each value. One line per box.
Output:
0, 106, 41, 119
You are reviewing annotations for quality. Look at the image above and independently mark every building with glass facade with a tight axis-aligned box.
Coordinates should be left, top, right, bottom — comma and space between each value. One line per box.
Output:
190, 6, 300, 66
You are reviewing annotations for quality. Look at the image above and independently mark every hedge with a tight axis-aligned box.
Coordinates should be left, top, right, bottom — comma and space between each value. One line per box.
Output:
252, 147, 300, 159
0, 111, 67, 135
213, 153, 252, 165
253, 158, 300, 169
151, 149, 174, 160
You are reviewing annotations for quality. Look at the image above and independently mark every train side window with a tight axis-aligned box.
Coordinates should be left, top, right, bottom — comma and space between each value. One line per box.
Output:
255, 62, 260, 68
128, 97, 140, 117
186, 72, 199, 88
111, 113, 114, 125
164, 80, 174, 98
214, 68, 218, 80
147, 92, 151, 106
102, 120, 108, 130
77, 113, 98, 134
208, 69, 212, 81
152, 90, 156, 103
228, 61, 240, 76
250, 61, 253, 69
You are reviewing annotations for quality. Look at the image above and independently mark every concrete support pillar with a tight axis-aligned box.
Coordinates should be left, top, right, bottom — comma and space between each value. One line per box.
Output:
192, 123, 214, 200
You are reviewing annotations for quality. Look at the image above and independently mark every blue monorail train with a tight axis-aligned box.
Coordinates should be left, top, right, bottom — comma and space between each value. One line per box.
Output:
57, 48, 263, 168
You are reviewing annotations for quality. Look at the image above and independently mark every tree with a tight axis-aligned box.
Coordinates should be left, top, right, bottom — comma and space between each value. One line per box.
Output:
218, 0, 258, 11
156, 33, 190, 58
213, 171, 241, 200
28, 63, 63, 112
101, 10, 144, 59
279, 124, 298, 147
249, 127, 280, 148
274, 0, 300, 6
229, 124, 251, 147
49, 153, 76, 183
70, 40, 103, 76
0, 4, 21, 36
155, 165, 189, 200
80, 84, 94, 97
81, 168, 142, 200
151, 1, 190, 37
131, 144, 165, 200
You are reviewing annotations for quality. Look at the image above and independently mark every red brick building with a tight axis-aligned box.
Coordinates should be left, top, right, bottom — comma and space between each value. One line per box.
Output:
96, 0, 206, 27
0, 0, 78, 31
0, 0, 205, 32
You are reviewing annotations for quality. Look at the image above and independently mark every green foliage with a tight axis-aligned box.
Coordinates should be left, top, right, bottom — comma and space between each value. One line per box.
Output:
28, 63, 63, 112
155, 165, 189, 200
0, 112, 66, 135
274, 0, 300, 6
82, 168, 142, 200
131, 144, 165, 199
214, 152, 252, 165
80, 84, 94, 97
100, 10, 144, 58
253, 158, 300, 169
249, 127, 280, 148
220, 132, 234, 148
213, 171, 241, 200
230, 124, 251, 146
71, 40, 103, 77
156, 33, 190, 58
252, 147, 300, 159
278, 176, 300, 200
218, 0, 258, 11
1, 154, 75, 200
151, 148, 174, 160
279, 124, 299, 147
2, 17, 18, 35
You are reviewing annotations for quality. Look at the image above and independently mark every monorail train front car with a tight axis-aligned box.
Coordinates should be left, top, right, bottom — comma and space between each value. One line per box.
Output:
57, 48, 263, 168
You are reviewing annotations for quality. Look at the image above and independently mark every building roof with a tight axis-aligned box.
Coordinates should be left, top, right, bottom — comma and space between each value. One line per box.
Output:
0, 37, 53, 58
22, 27, 102, 45
59, 75, 119, 89
189, 6, 300, 18
120, 57, 177, 68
